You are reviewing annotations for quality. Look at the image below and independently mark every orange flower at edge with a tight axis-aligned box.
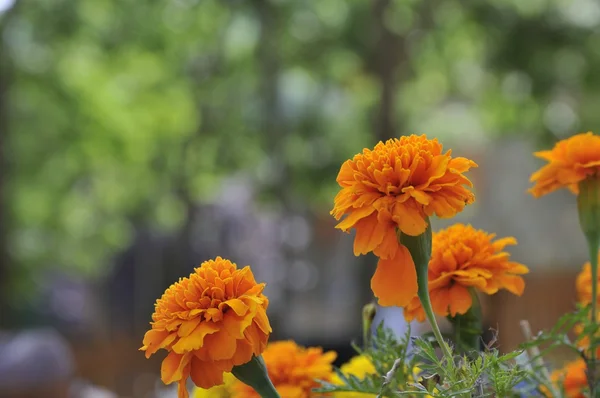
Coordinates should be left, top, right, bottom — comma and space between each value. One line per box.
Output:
232, 340, 336, 398
331, 135, 477, 307
404, 224, 528, 321
141, 257, 272, 398
529, 132, 600, 197
545, 359, 588, 398
576, 254, 600, 306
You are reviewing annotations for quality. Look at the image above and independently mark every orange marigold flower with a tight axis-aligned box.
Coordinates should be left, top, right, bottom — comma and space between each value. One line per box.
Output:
576, 254, 600, 306
529, 132, 600, 197
404, 224, 528, 321
140, 257, 272, 398
331, 134, 477, 306
232, 340, 336, 398
545, 359, 588, 398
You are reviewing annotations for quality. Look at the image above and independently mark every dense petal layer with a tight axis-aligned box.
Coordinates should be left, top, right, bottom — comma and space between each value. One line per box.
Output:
331, 134, 477, 255
530, 132, 600, 197
404, 224, 528, 321
140, 257, 272, 398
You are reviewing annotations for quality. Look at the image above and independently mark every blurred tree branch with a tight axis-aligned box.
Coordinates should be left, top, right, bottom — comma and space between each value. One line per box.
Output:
0, 9, 14, 328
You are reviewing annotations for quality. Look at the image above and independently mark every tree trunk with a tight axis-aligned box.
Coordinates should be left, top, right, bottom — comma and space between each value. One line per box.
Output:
0, 10, 12, 327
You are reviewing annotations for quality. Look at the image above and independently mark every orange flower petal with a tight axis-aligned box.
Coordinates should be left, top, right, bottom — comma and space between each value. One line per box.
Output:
392, 201, 428, 236
141, 329, 176, 358
371, 245, 418, 307
162, 351, 192, 385
353, 213, 387, 256
171, 322, 220, 354
373, 224, 399, 259
335, 205, 376, 231
204, 330, 238, 361
189, 356, 226, 389
448, 284, 472, 316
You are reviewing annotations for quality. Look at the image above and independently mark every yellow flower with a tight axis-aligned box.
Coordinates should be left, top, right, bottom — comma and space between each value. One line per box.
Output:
332, 355, 377, 398
332, 356, 434, 397
331, 134, 478, 307
544, 359, 588, 398
404, 224, 528, 321
140, 257, 272, 398
194, 373, 236, 398
232, 340, 336, 398
576, 254, 600, 306
529, 132, 600, 197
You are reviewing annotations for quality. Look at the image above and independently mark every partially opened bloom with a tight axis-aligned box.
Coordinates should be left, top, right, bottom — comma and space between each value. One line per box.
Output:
404, 224, 529, 321
331, 134, 478, 306
233, 340, 336, 398
140, 257, 271, 398
529, 132, 600, 197
545, 359, 588, 398
576, 253, 600, 306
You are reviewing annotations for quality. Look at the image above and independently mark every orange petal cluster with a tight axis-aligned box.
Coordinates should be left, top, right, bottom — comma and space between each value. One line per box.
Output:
140, 257, 271, 398
404, 224, 528, 321
529, 132, 600, 197
331, 134, 477, 307
574, 254, 600, 355
545, 359, 588, 398
576, 253, 600, 306
232, 340, 336, 398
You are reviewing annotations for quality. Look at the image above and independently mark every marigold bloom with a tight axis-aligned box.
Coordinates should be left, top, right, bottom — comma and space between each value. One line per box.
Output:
331, 135, 477, 306
332, 355, 377, 398
576, 255, 600, 306
233, 340, 336, 398
529, 132, 600, 197
194, 373, 235, 398
140, 257, 272, 398
546, 359, 588, 398
404, 224, 529, 321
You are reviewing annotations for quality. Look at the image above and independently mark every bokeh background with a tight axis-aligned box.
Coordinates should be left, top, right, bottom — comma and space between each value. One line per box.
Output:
0, 0, 598, 396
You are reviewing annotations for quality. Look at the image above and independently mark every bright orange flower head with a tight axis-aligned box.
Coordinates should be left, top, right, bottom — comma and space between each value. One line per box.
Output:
546, 359, 588, 398
331, 134, 478, 306
576, 253, 600, 306
233, 340, 336, 398
529, 132, 600, 197
404, 224, 529, 321
140, 257, 272, 398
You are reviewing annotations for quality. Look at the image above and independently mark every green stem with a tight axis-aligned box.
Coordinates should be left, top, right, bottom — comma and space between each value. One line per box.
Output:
449, 289, 482, 355
231, 355, 281, 398
362, 302, 377, 350
416, 262, 454, 360
576, 176, 600, 396
588, 233, 599, 397
399, 221, 453, 361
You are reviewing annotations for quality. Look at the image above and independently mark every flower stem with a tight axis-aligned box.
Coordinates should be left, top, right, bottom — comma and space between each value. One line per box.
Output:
232, 355, 281, 398
399, 221, 453, 361
449, 289, 482, 355
415, 259, 454, 360
577, 176, 600, 395
587, 232, 599, 396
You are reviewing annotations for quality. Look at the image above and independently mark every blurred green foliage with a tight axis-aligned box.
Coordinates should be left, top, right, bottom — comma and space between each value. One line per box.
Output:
2, 0, 600, 293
